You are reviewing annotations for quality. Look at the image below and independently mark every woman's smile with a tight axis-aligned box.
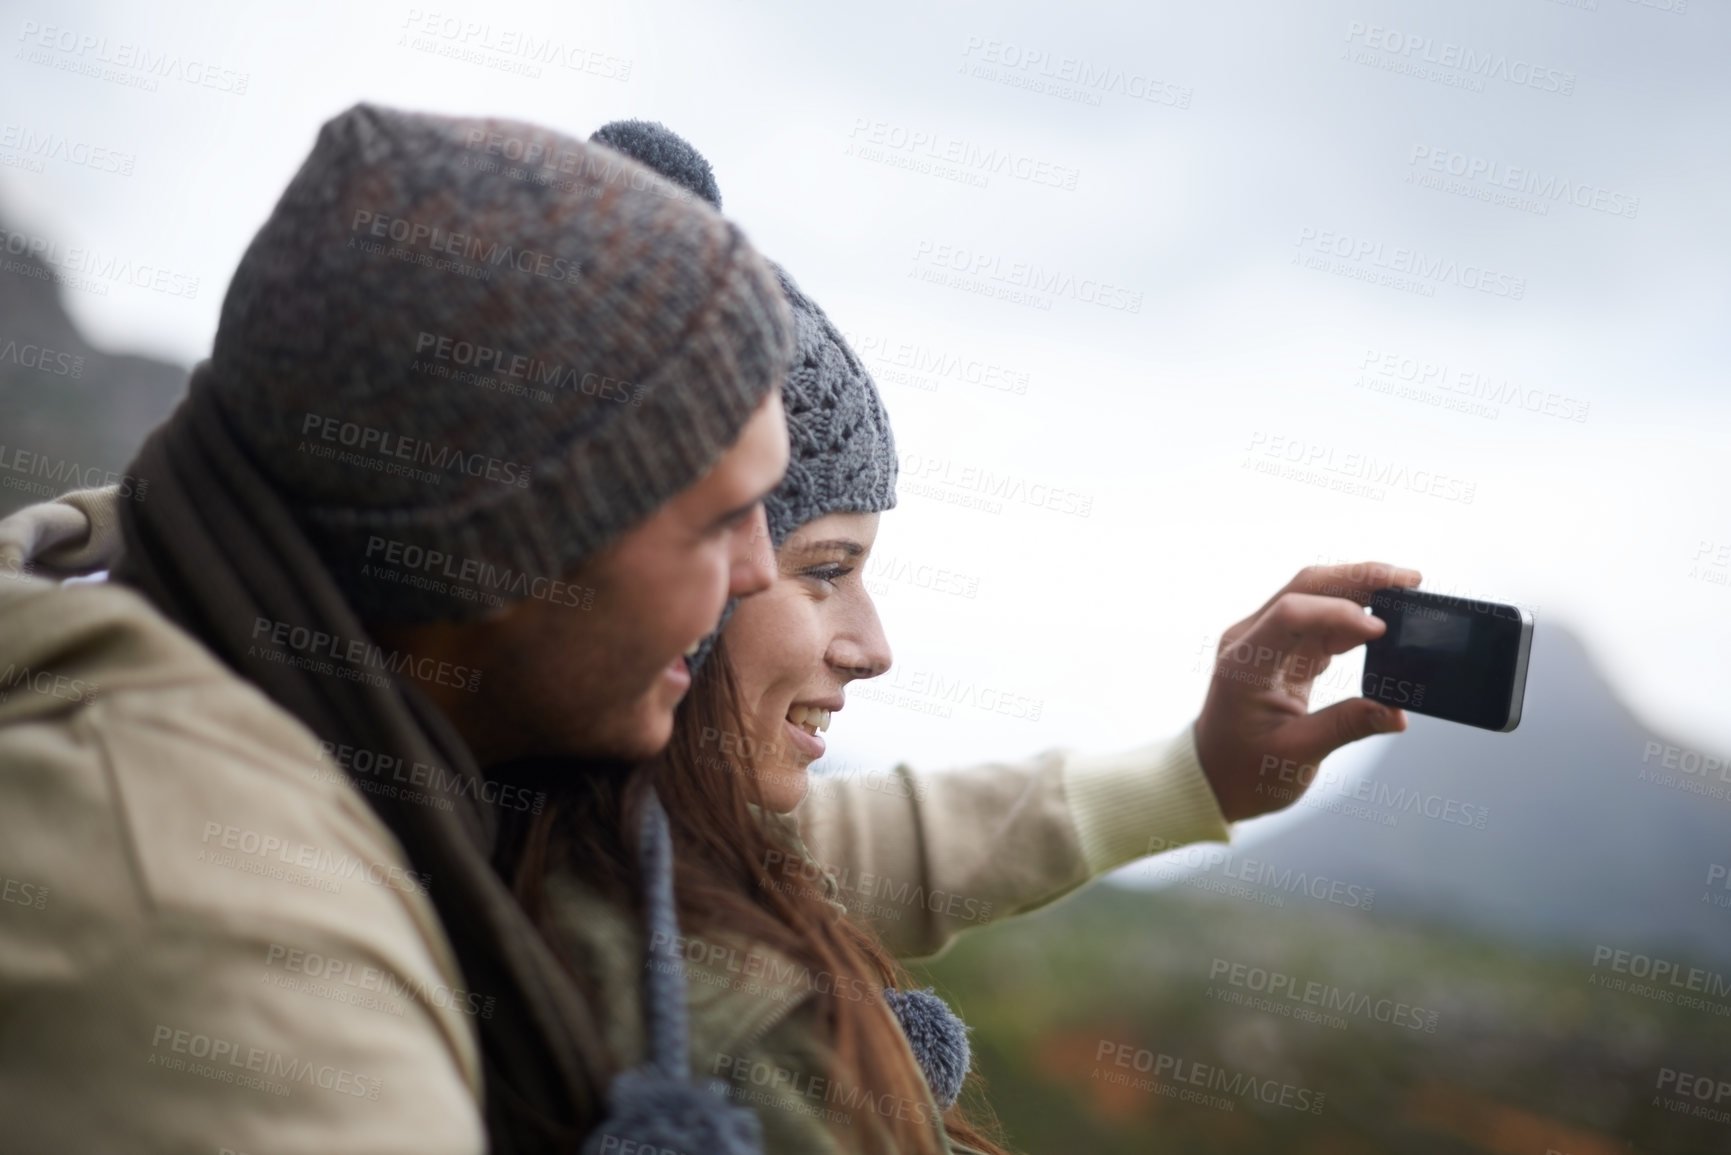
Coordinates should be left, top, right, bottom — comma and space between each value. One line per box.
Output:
782, 699, 841, 760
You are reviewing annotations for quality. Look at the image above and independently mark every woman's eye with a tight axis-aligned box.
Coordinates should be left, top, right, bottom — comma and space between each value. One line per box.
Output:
803, 564, 854, 587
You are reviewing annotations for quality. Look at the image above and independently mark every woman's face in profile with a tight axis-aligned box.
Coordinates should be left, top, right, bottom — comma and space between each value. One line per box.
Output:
722, 511, 892, 812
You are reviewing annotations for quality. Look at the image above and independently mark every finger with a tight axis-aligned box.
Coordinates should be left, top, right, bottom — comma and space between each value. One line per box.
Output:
1292, 561, 1424, 607
1212, 599, 1377, 703
1222, 592, 1390, 672
1287, 652, 1332, 697
1279, 697, 1406, 767
1216, 562, 1421, 655
1240, 563, 1424, 627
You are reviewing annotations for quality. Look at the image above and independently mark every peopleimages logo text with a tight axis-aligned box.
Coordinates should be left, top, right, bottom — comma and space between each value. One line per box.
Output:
1408, 146, 1638, 219
0, 226, 200, 299
1343, 22, 1575, 95
16, 21, 250, 94
959, 36, 1193, 108
912, 240, 1142, 313
1295, 227, 1525, 300
250, 616, 482, 694
847, 118, 1080, 190
413, 332, 639, 404
299, 413, 532, 489
0, 124, 135, 175
350, 211, 581, 284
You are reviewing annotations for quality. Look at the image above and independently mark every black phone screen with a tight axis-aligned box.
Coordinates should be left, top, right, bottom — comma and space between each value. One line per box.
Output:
1361, 587, 1532, 732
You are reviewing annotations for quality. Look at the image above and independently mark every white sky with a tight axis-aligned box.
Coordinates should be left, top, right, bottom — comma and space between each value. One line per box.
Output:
3, 0, 1726, 814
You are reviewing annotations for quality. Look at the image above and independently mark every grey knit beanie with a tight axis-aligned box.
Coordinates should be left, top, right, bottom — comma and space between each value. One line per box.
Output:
588, 120, 897, 549
210, 103, 794, 623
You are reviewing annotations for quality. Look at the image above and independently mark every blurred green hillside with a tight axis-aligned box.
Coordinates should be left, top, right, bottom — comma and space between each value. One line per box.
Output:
892, 618, 1731, 1155
910, 882, 1727, 1155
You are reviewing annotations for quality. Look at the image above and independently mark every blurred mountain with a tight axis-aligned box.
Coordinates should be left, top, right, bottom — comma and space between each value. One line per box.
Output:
1190, 621, 1731, 961
916, 628, 1731, 1152
0, 214, 188, 518
2, 203, 1717, 961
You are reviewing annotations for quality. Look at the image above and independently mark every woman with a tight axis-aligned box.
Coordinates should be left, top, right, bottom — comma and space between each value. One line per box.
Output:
488, 123, 1239, 1155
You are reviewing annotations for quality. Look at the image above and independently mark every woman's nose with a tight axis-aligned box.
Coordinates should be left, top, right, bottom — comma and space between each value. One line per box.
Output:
831, 597, 892, 680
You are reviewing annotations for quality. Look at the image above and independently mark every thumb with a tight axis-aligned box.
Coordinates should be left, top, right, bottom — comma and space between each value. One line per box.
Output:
1283, 697, 1406, 766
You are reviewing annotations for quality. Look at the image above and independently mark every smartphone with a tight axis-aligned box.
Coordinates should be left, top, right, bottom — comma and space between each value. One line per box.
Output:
1361, 587, 1533, 732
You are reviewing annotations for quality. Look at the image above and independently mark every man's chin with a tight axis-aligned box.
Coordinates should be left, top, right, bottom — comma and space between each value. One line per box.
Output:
610, 704, 678, 763
594, 736, 662, 766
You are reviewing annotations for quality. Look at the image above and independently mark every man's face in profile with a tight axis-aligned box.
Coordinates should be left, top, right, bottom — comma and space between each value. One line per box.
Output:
412, 389, 790, 765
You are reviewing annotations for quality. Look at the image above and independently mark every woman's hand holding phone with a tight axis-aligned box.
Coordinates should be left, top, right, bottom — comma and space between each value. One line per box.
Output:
1191, 561, 1422, 823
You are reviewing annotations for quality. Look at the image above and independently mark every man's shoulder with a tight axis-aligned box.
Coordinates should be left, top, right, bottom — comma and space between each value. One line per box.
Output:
0, 574, 231, 706
0, 576, 427, 963
0, 579, 485, 1151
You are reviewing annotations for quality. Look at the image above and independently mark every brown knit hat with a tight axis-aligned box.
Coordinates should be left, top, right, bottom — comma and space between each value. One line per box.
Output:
208, 103, 793, 623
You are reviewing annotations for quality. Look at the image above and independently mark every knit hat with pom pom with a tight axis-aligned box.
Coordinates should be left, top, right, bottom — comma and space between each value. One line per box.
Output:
589, 119, 898, 551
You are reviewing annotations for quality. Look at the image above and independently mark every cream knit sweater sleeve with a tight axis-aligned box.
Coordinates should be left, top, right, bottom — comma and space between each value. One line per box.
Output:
792, 725, 1231, 960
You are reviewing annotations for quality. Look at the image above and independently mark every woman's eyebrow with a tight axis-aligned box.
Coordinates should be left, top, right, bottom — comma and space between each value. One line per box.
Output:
787, 539, 864, 557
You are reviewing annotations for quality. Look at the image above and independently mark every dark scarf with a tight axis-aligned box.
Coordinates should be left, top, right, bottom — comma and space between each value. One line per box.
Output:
113, 363, 604, 1152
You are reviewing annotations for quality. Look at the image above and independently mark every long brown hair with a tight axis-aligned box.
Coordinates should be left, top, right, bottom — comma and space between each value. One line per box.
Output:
492, 633, 1011, 1155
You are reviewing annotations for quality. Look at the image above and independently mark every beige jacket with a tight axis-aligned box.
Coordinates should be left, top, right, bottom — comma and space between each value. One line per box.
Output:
796, 736, 1229, 961
0, 491, 485, 1153
0, 489, 1231, 1150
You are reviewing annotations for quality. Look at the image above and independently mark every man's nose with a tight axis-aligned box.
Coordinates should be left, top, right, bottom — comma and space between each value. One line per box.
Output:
729, 506, 776, 598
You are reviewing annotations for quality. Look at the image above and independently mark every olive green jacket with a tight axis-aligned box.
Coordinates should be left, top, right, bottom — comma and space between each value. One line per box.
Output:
546, 738, 1231, 1154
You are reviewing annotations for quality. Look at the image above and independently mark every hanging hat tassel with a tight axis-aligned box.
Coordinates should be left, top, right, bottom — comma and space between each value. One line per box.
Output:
581, 788, 764, 1155
882, 986, 973, 1111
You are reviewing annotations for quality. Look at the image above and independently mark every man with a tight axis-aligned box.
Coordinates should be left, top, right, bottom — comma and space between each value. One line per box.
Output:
0, 103, 793, 1153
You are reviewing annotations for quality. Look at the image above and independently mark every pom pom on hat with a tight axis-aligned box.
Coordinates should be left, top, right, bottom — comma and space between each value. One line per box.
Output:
591, 119, 722, 209
882, 986, 972, 1110
590, 118, 899, 681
